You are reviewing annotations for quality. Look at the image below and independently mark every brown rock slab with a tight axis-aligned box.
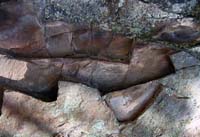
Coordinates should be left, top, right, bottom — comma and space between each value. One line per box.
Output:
0, 1, 134, 62
70, 25, 133, 62
105, 82, 162, 122
154, 21, 200, 44
0, 1, 49, 57
40, 21, 134, 62
61, 44, 175, 93
0, 42, 175, 101
0, 0, 175, 102
0, 55, 62, 101
124, 44, 175, 87
0, 82, 119, 137
45, 22, 74, 57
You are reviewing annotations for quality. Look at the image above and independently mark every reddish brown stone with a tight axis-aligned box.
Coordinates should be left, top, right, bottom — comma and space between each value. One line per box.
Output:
105, 82, 162, 122
153, 22, 200, 44
0, 1, 49, 57
0, 42, 174, 101
0, 56, 62, 101
61, 44, 174, 94
0, 2, 134, 62
45, 21, 134, 62
0, 1, 175, 103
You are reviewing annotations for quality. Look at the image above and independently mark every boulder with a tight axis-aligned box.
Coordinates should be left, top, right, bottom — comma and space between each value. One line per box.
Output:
105, 82, 162, 122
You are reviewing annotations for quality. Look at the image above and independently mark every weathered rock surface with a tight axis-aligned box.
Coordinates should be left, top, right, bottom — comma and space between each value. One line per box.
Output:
1, 0, 200, 60
105, 82, 162, 122
124, 50, 200, 137
0, 55, 61, 101
0, 82, 120, 137
0, 43, 175, 100
0, 50, 200, 137
46, 21, 133, 62
0, 1, 48, 57
34, 0, 199, 37
153, 19, 200, 44
0, 0, 176, 106
60, 44, 175, 93
0, 0, 200, 136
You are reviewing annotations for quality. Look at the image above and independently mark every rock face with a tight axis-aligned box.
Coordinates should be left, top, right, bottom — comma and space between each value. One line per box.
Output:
0, 55, 62, 101
0, 0, 176, 98
0, 51, 199, 137
105, 82, 162, 122
46, 21, 134, 62
126, 50, 200, 137
0, 44, 175, 100
0, 82, 119, 137
0, 1, 48, 57
60, 44, 175, 93
0, 0, 200, 136
153, 20, 200, 44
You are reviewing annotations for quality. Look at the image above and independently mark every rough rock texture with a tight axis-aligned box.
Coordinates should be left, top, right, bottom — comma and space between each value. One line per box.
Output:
60, 44, 175, 93
0, 51, 200, 137
0, 82, 119, 137
105, 82, 162, 122
0, 55, 61, 101
0, 0, 176, 97
0, 0, 200, 136
124, 50, 200, 137
0, 44, 175, 101
33, 0, 199, 36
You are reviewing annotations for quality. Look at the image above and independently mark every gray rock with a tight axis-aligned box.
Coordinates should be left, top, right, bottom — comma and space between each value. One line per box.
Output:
0, 82, 120, 137
33, 0, 197, 37
120, 51, 200, 137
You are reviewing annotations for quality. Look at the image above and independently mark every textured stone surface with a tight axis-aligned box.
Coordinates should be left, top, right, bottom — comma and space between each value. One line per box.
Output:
153, 19, 200, 44
0, 50, 200, 136
0, 1, 48, 57
60, 44, 175, 93
0, 82, 120, 137
119, 49, 200, 137
0, 55, 62, 102
0, 0, 176, 101
105, 82, 162, 122
0, 44, 175, 100
33, 0, 199, 37
0, 0, 200, 136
